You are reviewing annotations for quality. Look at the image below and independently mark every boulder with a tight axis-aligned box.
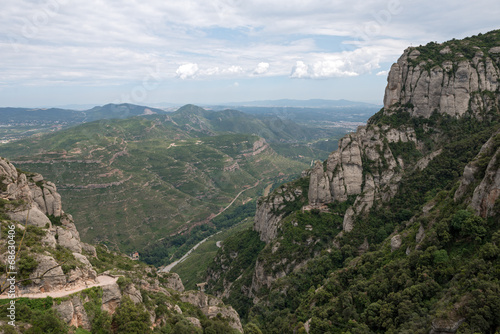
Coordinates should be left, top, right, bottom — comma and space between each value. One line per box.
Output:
101, 283, 122, 314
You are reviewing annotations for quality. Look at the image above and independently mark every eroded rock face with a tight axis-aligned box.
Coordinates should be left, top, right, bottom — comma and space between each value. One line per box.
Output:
308, 125, 416, 231
31, 254, 66, 291
0, 157, 97, 293
101, 283, 122, 314
159, 272, 185, 293
455, 129, 500, 218
54, 296, 92, 330
124, 284, 143, 304
254, 185, 303, 243
384, 47, 500, 118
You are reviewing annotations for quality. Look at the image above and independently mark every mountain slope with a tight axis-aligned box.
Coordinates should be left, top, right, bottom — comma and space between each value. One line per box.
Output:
205, 30, 500, 333
0, 113, 311, 262
0, 157, 244, 333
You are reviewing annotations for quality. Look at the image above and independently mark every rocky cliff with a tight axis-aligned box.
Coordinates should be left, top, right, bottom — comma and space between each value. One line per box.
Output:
0, 157, 97, 293
384, 44, 500, 118
306, 33, 500, 234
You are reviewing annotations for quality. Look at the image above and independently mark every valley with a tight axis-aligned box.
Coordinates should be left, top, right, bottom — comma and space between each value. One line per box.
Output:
0, 103, 359, 267
0, 27, 499, 334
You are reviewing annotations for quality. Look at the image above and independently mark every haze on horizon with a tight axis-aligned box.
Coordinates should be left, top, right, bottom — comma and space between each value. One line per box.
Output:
1, 0, 499, 108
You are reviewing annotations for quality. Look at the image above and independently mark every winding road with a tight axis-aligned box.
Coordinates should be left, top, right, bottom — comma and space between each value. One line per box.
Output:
159, 181, 264, 273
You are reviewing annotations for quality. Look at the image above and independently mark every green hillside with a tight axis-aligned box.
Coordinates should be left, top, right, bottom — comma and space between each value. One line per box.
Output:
0, 105, 345, 265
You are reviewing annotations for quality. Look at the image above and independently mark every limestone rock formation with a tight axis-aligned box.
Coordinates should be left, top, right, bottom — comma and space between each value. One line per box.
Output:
254, 184, 303, 243
307, 125, 416, 231
180, 291, 243, 333
0, 157, 98, 294
159, 272, 185, 292
384, 47, 500, 118
101, 283, 122, 314
455, 129, 500, 217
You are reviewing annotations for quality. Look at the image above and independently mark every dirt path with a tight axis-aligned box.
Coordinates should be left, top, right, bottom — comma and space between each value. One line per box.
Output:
0, 275, 118, 299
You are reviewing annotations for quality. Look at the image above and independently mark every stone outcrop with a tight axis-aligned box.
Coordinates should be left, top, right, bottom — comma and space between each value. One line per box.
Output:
0, 157, 97, 294
454, 129, 500, 217
101, 283, 122, 314
308, 125, 417, 231
384, 46, 500, 118
159, 272, 185, 292
254, 184, 303, 243
180, 291, 243, 333
54, 296, 91, 330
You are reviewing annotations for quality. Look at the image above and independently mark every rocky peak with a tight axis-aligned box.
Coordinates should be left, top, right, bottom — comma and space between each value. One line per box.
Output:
384, 31, 500, 118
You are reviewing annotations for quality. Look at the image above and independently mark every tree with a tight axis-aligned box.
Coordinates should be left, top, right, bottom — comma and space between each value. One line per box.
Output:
112, 297, 152, 334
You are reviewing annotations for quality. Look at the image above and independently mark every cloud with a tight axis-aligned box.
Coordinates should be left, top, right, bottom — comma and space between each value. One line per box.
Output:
290, 46, 386, 78
253, 62, 270, 75
176, 63, 199, 79
222, 65, 243, 74
376, 70, 389, 76
1, 0, 500, 105
290, 61, 309, 78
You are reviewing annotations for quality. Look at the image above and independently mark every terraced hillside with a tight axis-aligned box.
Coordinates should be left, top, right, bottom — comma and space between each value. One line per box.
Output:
0, 105, 344, 265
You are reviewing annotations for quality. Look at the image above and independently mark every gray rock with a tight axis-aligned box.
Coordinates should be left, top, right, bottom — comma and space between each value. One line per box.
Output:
159, 272, 185, 292
54, 300, 74, 324
81, 243, 97, 257
7, 207, 51, 228
101, 283, 122, 314
254, 186, 302, 243
416, 224, 426, 244
383, 46, 500, 118
391, 235, 402, 252
56, 226, 82, 253
124, 284, 143, 304
31, 254, 66, 292
186, 317, 202, 329
71, 295, 91, 330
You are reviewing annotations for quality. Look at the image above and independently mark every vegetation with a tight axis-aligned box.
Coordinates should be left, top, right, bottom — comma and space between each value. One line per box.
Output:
172, 218, 254, 290
204, 40, 500, 331
0, 109, 320, 262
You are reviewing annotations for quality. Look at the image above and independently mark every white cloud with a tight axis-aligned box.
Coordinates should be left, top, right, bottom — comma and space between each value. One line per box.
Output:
253, 62, 270, 75
176, 63, 199, 79
222, 66, 243, 75
291, 46, 386, 79
200, 67, 220, 76
290, 61, 309, 78
376, 70, 389, 76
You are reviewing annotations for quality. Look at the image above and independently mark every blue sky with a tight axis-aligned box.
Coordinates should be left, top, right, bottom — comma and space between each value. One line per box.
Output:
1, 0, 499, 107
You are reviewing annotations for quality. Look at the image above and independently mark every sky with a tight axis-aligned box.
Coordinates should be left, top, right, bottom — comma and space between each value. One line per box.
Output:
1, 0, 499, 108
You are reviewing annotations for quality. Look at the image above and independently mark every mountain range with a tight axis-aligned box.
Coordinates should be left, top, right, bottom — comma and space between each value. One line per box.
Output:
0, 29, 499, 334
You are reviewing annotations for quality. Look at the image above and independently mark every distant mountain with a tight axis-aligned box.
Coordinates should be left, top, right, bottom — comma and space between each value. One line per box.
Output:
221, 98, 381, 108
169, 104, 339, 142
0, 103, 168, 142
84, 103, 167, 121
